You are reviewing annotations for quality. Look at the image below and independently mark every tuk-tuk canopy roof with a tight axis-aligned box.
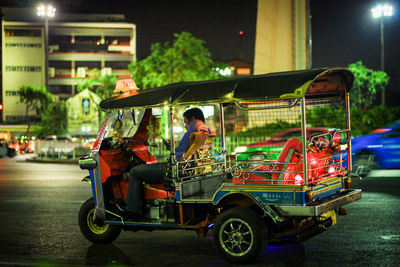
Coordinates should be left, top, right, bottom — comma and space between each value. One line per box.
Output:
100, 67, 354, 110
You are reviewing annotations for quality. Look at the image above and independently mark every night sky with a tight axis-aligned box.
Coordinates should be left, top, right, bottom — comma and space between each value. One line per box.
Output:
56, 0, 400, 72
311, 0, 400, 71
4, 0, 400, 103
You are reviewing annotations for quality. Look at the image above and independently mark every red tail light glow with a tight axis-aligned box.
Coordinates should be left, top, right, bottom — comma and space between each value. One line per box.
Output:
328, 166, 336, 174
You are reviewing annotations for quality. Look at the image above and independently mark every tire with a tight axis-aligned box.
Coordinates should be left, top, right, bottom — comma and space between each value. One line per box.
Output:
213, 207, 267, 264
7, 149, 16, 157
354, 151, 377, 178
78, 198, 121, 244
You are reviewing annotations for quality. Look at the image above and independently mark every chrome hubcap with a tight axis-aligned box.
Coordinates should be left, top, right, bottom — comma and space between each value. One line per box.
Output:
219, 218, 254, 256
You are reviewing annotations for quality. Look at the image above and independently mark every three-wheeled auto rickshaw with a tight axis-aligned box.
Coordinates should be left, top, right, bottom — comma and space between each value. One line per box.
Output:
78, 68, 361, 263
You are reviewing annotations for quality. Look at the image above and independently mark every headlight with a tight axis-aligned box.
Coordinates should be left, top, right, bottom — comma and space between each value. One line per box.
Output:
248, 154, 265, 161
235, 146, 247, 153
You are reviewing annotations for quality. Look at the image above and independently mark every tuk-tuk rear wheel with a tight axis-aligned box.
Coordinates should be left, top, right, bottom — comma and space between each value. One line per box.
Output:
213, 207, 267, 264
79, 198, 121, 244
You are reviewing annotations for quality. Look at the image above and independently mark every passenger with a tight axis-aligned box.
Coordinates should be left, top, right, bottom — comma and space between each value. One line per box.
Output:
124, 108, 209, 220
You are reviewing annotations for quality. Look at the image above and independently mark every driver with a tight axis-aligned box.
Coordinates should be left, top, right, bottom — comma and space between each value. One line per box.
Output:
123, 108, 209, 220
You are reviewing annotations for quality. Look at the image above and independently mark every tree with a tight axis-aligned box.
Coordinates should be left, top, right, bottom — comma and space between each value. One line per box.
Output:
129, 32, 230, 89
348, 61, 389, 111
39, 100, 68, 136
77, 71, 117, 99
18, 84, 53, 136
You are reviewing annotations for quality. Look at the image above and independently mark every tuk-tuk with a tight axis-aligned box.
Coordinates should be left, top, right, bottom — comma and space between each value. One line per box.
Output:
78, 68, 361, 263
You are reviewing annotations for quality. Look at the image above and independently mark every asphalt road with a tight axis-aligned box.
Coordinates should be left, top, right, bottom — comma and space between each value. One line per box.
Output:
0, 154, 399, 266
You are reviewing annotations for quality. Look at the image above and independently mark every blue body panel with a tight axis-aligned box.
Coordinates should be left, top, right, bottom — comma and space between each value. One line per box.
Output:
214, 189, 306, 205
212, 176, 343, 207
312, 180, 343, 201
89, 170, 97, 206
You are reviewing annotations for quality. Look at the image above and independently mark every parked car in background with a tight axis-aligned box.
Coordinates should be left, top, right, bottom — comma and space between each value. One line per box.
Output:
39, 135, 74, 157
235, 128, 329, 161
37, 135, 93, 158
352, 120, 400, 177
0, 139, 16, 157
9, 138, 20, 153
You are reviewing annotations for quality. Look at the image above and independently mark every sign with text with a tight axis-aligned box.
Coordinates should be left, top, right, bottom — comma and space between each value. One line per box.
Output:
113, 79, 138, 95
1, 27, 44, 123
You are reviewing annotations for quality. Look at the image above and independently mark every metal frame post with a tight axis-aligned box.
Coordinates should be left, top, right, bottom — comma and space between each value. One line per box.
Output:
219, 104, 226, 153
301, 97, 308, 185
219, 104, 227, 169
345, 90, 352, 172
168, 107, 177, 177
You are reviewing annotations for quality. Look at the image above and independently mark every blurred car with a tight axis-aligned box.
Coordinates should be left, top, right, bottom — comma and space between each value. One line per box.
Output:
0, 139, 17, 157
39, 135, 74, 157
235, 128, 329, 161
352, 120, 400, 177
9, 138, 20, 153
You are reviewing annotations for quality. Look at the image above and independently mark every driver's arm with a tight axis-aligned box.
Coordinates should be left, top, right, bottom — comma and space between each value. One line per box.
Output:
182, 131, 209, 161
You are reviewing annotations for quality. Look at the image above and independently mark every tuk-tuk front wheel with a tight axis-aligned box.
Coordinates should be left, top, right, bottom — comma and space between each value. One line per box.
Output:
213, 207, 267, 263
78, 198, 121, 244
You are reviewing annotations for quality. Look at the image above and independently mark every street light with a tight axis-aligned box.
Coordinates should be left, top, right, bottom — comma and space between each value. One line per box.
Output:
37, 3, 56, 90
371, 3, 393, 105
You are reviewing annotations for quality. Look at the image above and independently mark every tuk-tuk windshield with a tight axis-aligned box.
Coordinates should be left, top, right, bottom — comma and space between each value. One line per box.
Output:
104, 109, 146, 140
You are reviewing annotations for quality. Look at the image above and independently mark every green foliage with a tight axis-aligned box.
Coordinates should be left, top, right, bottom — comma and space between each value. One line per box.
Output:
77, 71, 117, 99
18, 84, 54, 135
129, 32, 230, 89
306, 106, 346, 129
228, 120, 298, 138
38, 100, 68, 136
18, 84, 69, 136
18, 84, 53, 114
351, 105, 400, 136
348, 61, 389, 110
230, 104, 399, 140
305, 104, 400, 137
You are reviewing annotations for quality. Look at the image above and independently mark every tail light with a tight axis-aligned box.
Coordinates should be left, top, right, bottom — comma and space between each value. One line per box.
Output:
294, 174, 304, 186
305, 190, 314, 202
328, 165, 336, 174
344, 177, 352, 189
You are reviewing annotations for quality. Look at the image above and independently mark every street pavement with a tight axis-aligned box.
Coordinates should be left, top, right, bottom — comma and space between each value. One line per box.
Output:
0, 154, 399, 266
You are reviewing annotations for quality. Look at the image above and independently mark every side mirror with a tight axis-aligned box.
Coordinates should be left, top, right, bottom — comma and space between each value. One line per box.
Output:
79, 156, 98, 170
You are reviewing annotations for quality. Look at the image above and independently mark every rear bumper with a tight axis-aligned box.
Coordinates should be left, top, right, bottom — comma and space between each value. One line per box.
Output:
274, 189, 361, 217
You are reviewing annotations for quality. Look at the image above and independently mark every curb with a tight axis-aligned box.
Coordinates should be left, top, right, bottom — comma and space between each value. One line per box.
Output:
24, 157, 79, 164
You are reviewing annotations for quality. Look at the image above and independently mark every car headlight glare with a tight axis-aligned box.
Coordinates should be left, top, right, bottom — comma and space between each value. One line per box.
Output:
235, 146, 247, 153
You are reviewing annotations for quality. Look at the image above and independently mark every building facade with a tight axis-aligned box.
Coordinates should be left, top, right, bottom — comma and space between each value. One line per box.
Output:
1, 8, 136, 137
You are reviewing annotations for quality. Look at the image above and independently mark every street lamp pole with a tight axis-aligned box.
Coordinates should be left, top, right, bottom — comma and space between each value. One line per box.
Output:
380, 16, 384, 74
37, 3, 56, 90
44, 16, 49, 90
371, 3, 393, 106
